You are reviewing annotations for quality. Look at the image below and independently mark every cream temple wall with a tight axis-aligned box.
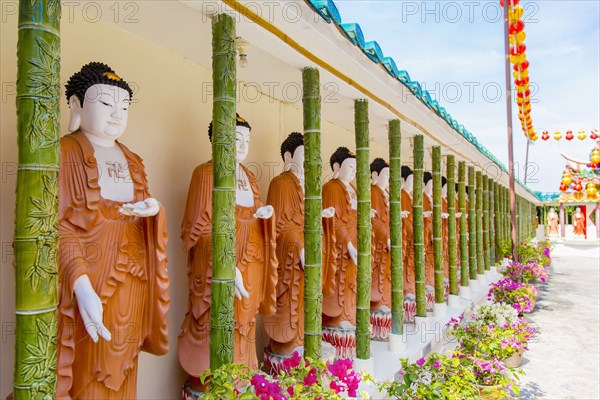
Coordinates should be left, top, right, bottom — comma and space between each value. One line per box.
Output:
0, 10, 401, 399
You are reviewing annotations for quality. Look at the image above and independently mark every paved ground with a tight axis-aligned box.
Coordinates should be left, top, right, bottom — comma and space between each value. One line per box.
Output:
517, 243, 600, 399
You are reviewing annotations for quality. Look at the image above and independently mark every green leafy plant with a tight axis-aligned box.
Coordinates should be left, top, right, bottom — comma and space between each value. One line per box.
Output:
377, 353, 479, 400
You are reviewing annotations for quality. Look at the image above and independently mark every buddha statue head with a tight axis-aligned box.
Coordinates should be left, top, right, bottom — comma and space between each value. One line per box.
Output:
330, 147, 356, 184
423, 172, 433, 197
208, 113, 252, 163
280, 132, 304, 178
66, 62, 134, 145
370, 158, 390, 190
401, 165, 413, 193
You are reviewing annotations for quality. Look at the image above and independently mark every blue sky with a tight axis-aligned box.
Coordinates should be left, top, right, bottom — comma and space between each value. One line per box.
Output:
333, 0, 600, 192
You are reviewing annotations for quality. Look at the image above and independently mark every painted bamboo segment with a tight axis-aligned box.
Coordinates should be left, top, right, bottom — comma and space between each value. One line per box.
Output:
210, 13, 237, 370
355, 99, 371, 360
302, 67, 323, 359
388, 120, 403, 335
489, 180, 495, 264
413, 135, 426, 317
494, 181, 501, 260
476, 171, 484, 275
13, 1, 61, 397
458, 162, 469, 286
447, 156, 457, 295
482, 175, 490, 271
432, 147, 444, 303
468, 166, 477, 280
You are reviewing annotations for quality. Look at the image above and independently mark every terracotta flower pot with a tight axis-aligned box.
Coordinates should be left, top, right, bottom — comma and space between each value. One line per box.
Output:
476, 384, 505, 399
503, 348, 524, 368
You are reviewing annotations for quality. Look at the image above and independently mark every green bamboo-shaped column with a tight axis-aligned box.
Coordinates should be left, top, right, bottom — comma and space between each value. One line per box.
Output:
447, 156, 458, 295
482, 175, 490, 271
504, 186, 509, 249
13, 1, 61, 398
432, 147, 444, 303
413, 135, 426, 317
210, 13, 237, 369
476, 171, 485, 275
355, 99, 371, 360
389, 120, 403, 335
459, 162, 469, 286
489, 180, 496, 264
302, 67, 323, 359
494, 181, 501, 260
468, 166, 477, 280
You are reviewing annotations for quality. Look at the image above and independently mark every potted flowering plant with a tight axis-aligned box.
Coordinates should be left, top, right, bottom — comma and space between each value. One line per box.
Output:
456, 353, 521, 399
377, 353, 479, 400
536, 239, 553, 266
446, 303, 536, 367
502, 261, 548, 284
198, 354, 366, 399
517, 242, 541, 264
489, 278, 538, 315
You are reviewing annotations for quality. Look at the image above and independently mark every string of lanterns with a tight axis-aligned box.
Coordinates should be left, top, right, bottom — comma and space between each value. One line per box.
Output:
541, 129, 599, 141
502, 0, 537, 141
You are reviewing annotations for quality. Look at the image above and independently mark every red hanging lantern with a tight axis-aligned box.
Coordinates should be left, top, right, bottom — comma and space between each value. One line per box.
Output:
509, 20, 525, 34
500, 0, 520, 6
565, 130, 574, 141
559, 183, 569, 192
542, 131, 550, 141
591, 130, 599, 140
573, 181, 583, 192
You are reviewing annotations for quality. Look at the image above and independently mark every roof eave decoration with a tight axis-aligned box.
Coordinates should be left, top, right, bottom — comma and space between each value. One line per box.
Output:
304, 0, 538, 198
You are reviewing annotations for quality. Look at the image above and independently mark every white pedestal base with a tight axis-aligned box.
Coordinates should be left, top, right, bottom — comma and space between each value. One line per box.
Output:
469, 279, 479, 293
433, 302, 447, 317
353, 357, 375, 375
414, 316, 430, 332
490, 266, 498, 278
388, 333, 406, 353
477, 274, 487, 286
485, 270, 493, 281
448, 294, 461, 307
460, 285, 472, 300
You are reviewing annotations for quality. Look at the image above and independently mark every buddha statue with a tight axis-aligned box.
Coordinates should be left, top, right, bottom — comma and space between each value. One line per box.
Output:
56, 62, 170, 399
573, 206, 586, 237
262, 132, 336, 372
179, 114, 278, 391
321, 147, 358, 359
400, 166, 416, 322
547, 207, 559, 236
369, 158, 391, 340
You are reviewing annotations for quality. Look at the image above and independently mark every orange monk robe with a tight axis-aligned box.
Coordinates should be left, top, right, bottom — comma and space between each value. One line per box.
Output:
262, 171, 336, 355
370, 185, 391, 310
322, 179, 357, 327
573, 211, 586, 236
547, 212, 559, 235
57, 132, 169, 400
402, 189, 415, 296
442, 197, 450, 278
423, 194, 434, 286
178, 162, 278, 377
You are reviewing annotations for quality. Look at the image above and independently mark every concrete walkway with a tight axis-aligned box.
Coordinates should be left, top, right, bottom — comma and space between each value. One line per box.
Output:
517, 243, 600, 399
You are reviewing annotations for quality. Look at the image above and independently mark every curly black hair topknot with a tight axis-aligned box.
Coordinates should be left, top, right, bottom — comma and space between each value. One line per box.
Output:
65, 62, 133, 106
208, 113, 252, 143
329, 147, 356, 170
370, 158, 389, 174
424, 171, 433, 184
280, 132, 304, 161
401, 165, 413, 181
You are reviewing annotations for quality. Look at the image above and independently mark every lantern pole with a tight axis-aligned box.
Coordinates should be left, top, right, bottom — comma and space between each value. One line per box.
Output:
503, 0, 519, 260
